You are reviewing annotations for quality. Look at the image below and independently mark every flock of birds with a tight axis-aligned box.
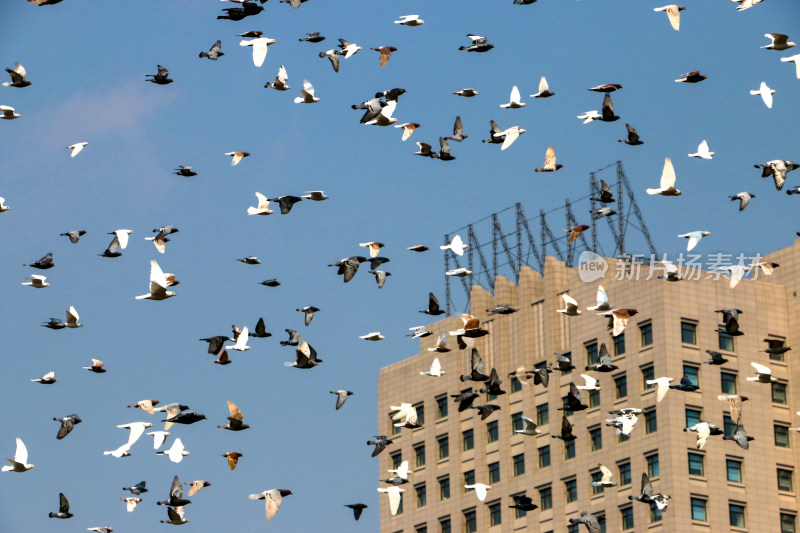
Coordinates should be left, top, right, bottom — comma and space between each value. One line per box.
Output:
3, 0, 799, 531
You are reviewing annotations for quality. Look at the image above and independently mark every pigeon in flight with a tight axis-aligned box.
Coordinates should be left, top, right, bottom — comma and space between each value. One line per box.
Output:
750, 81, 776, 108
66, 142, 88, 158
780, 54, 800, 78
297, 306, 319, 326
21, 274, 49, 288
218, 401, 250, 431
0, 105, 20, 119
747, 361, 777, 383
160, 506, 188, 525
453, 88, 479, 97
494, 125, 525, 150
162, 410, 207, 425
360, 332, 385, 341
508, 494, 538, 512
31, 371, 56, 384
145, 65, 173, 85
653, 5, 685, 31
420, 292, 445, 315
337, 39, 362, 58
500, 85, 525, 109
299, 32, 325, 43
514, 415, 540, 436
269, 195, 303, 214
556, 293, 581, 315
684, 421, 723, 449
330, 390, 353, 410
217, 2, 264, 20
678, 231, 711, 251
586, 285, 612, 311
600, 309, 637, 337
459, 34, 494, 52
240, 37, 275, 67
440, 234, 468, 256
675, 70, 707, 83
534, 146, 562, 172
319, 49, 340, 72
394, 14, 424, 26
591, 180, 615, 203
3, 62, 31, 87
420, 358, 445, 377
755, 160, 799, 190
199, 40, 224, 60
345, 503, 367, 520
226, 327, 251, 352
589, 83, 622, 92
427, 333, 450, 353
464, 483, 492, 501
120, 497, 142, 513
264, 65, 290, 90
328, 256, 368, 282
83, 358, 106, 373
646, 157, 681, 196
2, 438, 34, 472
762, 33, 795, 51
222, 451, 243, 470
451, 391, 479, 412
48, 493, 73, 519
25, 252, 54, 269
368, 435, 394, 457
225, 151, 250, 166
135, 260, 177, 300
688, 140, 714, 159
531, 76, 555, 97
371, 46, 397, 68
122, 481, 148, 495
369, 270, 391, 288
60, 230, 86, 243
585, 344, 618, 372
247, 192, 273, 215
54, 414, 82, 439
722, 423, 755, 449
157, 475, 191, 507
301, 190, 328, 201
156, 438, 189, 463
446, 115, 468, 142
619, 123, 643, 145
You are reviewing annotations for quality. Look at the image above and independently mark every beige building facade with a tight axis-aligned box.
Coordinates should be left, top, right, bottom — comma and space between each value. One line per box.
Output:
378, 241, 800, 533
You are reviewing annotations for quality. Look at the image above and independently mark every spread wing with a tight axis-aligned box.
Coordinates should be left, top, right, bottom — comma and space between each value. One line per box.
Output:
660, 157, 676, 189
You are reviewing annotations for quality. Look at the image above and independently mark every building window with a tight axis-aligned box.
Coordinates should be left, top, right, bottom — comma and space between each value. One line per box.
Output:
463, 470, 475, 491
565, 438, 575, 459
464, 508, 477, 533
586, 342, 599, 366
462, 429, 474, 451
437, 434, 449, 460
416, 525, 427, 533
614, 374, 627, 399
486, 421, 498, 443
568, 525, 579, 533
439, 476, 450, 501
416, 483, 427, 508
588, 389, 600, 408
539, 485, 552, 510
414, 403, 425, 425
436, 395, 448, 419
681, 320, 697, 344
719, 330, 735, 352
513, 453, 525, 476
614, 333, 626, 355
781, 513, 797, 533
564, 478, 578, 503
488, 501, 502, 527
685, 408, 702, 428
591, 470, 604, 495
511, 412, 523, 433
618, 462, 631, 486
773, 382, 788, 404
688, 452, 705, 476
729, 502, 746, 528
439, 517, 451, 533
776, 424, 791, 447
536, 403, 549, 426
723, 415, 736, 438
488, 462, 500, 484
691, 497, 707, 521
391, 412, 401, 434
778, 468, 794, 492
726, 458, 742, 483
683, 364, 700, 387
621, 506, 634, 530
414, 443, 426, 467
721, 372, 737, 394
641, 365, 654, 390
589, 426, 603, 451
640, 322, 653, 347
539, 445, 551, 468
510, 376, 522, 393
391, 452, 403, 470
647, 453, 660, 478
650, 501, 663, 523
645, 408, 657, 434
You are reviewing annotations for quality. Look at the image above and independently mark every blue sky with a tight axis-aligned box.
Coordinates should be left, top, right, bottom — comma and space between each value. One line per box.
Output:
2, 0, 800, 530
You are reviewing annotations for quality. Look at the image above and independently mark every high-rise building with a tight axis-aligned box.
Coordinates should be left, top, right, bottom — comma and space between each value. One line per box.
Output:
377, 242, 800, 533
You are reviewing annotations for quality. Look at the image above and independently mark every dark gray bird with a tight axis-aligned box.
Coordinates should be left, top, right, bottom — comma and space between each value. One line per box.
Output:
300, 32, 325, 43
591, 206, 617, 220
508, 494, 537, 511
367, 436, 394, 457
60, 230, 86, 243
479, 368, 506, 396
122, 481, 148, 495
590, 179, 615, 203
238, 256, 262, 265
438, 137, 456, 161
146, 65, 173, 85
552, 415, 576, 441
764, 338, 791, 356
533, 367, 553, 387
487, 304, 517, 315
173, 165, 196, 177
558, 383, 588, 412
453, 88, 479, 97
330, 390, 353, 410
48, 493, 73, 519
722, 423, 755, 450
446, 116, 468, 142
375, 88, 406, 101
268, 195, 303, 214
3, 62, 31, 87
238, 30, 263, 38
729, 192, 755, 211
472, 404, 501, 420
280, 329, 301, 346
328, 256, 369, 283
420, 292, 445, 315
369, 257, 389, 270
200, 335, 228, 355
214, 348, 232, 365
41, 318, 65, 330
157, 475, 191, 507
319, 49, 341, 73
382, 477, 408, 486
755, 160, 800, 190
297, 306, 319, 326
600, 93, 620, 121
554, 352, 576, 372
285, 340, 322, 369
451, 391, 479, 412
459, 34, 494, 52
675, 70, 707, 83
618, 123, 643, 145
369, 270, 391, 288
628, 473, 655, 504
569, 511, 601, 533
414, 142, 439, 159
704, 350, 729, 365
352, 97, 386, 123
199, 40, 224, 60
460, 347, 489, 382
588, 83, 622, 92
260, 279, 280, 287
345, 503, 367, 521
163, 411, 207, 425
481, 120, 504, 144
669, 375, 700, 392
716, 308, 744, 335
585, 344, 617, 372
99, 236, 123, 257
54, 414, 82, 439
252, 317, 271, 338
217, 2, 264, 20
25, 252, 54, 269
153, 225, 179, 235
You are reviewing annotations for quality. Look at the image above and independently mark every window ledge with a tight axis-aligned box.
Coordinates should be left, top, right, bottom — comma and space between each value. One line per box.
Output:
639, 345, 654, 353
778, 490, 796, 496
729, 527, 747, 533
690, 521, 710, 528
682, 343, 700, 350
437, 416, 448, 424
437, 458, 449, 465
727, 481, 745, 489
590, 493, 605, 501
689, 475, 707, 482
613, 397, 629, 405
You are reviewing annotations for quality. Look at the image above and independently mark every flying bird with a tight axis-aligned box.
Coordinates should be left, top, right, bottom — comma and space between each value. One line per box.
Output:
3, 62, 31, 87
453, 88, 479, 97
21, 274, 49, 288
345, 503, 367, 521
330, 390, 353, 410
755, 160, 799, 190
619, 123, 643, 145
2, 438, 34, 472
369, 270, 391, 288
60, 230, 86, 243
646, 157, 681, 195
531, 76, 555, 97
83, 358, 106, 373
747, 361, 777, 383
247, 192, 273, 215
225, 151, 250, 166
0, 105, 20, 119
54, 413, 82, 439
534, 146, 562, 172
556, 293, 580, 315
780, 54, 800, 78
762, 33, 795, 51
683, 421, 723, 449
678, 230, 711, 251
127, 399, 160, 414
240, 37, 276, 67
218, 401, 250, 431
135, 260, 177, 300
31, 371, 56, 384
160, 506, 188, 525
185, 480, 211, 496
653, 5, 685, 31
156, 438, 189, 463
675, 70, 707, 83
146, 65, 173, 85
395, 14, 424, 26
588, 83, 622, 92
264, 65, 290, 90
371, 46, 397, 67
750, 81, 776, 108
302, 190, 328, 201
222, 451, 243, 470
269, 195, 303, 214
500, 85, 525, 109
199, 40, 224, 60
360, 331, 385, 341
459, 34, 494, 52
25, 252, 54, 269
688, 139, 715, 159
569, 511, 601, 532
420, 358, 445, 377
600, 308, 638, 336
299, 32, 325, 43
48, 493, 73, 519
120, 497, 142, 513
328, 256, 368, 282
67, 142, 88, 158
297, 306, 319, 326
446, 115, 468, 142
226, 326, 251, 351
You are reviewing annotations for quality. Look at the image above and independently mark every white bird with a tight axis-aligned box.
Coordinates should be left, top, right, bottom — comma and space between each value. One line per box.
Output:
394, 122, 419, 141
440, 234, 468, 256
684, 422, 718, 450
586, 285, 612, 311
360, 332, 385, 341
646, 157, 681, 195
67, 142, 88, 158
729, 192, 755, 212
157, 437, 189, 463
747, 361, 777, 383
0, 197, 8, 213
464, 483, 491, 502
678, 231, 711, 252
338, 40, 362, 59
725, 262, 748, 289
730, 0, 763, 11
606, 413, 638, 436
750, 81, 776, 108
147, 430, 170, 449
576, 374, 600, 391
494, 126, 525, 151
294, 79, 320, 104
103, 443, 131, 458
120, 497, 142, 513
420, 358, 445, 377
688, 140, 714, 159
394, 14, 424, 26
762, 33, 795, 51
408, 326, 431, 338
377, 486, 404, 516
780, 54, 800, 78
225, 151, 250, 166
65, 306, 82, 328
30, 371, 56, 384
249, 489, 293, 522
247, 192, 273, 215
654, 5, 685, 31
135, 260, 177, 300
2, 437, 34, 472
118, 422, 153, 448
387, 459, 411, 479
577, 110, 602, 124
0, 105, 20, 119
428, 332, 450, 353
514, 415, 540, 436
530, 76, 555, 98
110, 229, 133, 250
556, 293, 580, 316
646, 377, 673, 402
227, 326, 251, 351
239, 37, 276, 67
390, 403, 418, 426
264, 64, 290, 91
591, 464, 618, 487
21, 274, 49, 288
500, 85, 525, 108
446, 267, 472, 277
302, 190, 329, 201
